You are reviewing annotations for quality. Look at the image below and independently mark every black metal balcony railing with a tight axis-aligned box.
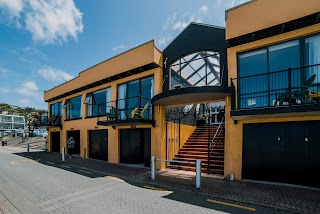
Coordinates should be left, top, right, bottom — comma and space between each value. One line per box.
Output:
37, 114, 62, 126
231, 64, 320, 110
97, 95, 153, 123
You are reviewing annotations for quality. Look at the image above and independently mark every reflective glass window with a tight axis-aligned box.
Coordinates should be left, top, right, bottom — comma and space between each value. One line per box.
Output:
66, 96, 82, 119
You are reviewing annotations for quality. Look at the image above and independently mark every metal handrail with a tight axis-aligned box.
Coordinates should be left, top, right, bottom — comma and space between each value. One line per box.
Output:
208, 116, 224, 172
209, 116, 225, 150
231, 63, 320, 80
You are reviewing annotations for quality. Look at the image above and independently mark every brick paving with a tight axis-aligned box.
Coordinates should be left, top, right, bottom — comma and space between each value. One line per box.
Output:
8, 150, 319, 214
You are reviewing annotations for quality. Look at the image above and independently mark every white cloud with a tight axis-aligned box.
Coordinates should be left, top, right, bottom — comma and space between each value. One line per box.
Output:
172, 14, 203, 31
0, 0, 83, 44
155, 36, 172, 48
37, 66, 74, 82
112, 44, 127, 53
16, 81, 40, 98
0, 0, 23, 18
199, 4, 208, 14
25, 0, 83, 44
162, 12, 176, 30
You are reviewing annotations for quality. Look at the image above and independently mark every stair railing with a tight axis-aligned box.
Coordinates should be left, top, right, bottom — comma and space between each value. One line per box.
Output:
207, 116, 225, 172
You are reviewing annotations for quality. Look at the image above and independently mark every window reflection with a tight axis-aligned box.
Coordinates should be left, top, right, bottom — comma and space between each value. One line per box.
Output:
64, 96, 82, 120
85, 88, 111, 117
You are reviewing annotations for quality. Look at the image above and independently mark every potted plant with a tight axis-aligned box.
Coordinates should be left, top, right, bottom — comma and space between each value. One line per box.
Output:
196, 114, 207, 127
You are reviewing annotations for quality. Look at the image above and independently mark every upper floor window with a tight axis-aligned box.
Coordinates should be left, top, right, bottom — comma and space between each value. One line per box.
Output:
13, 117, 24, 123
169, 51, 221, 90
117, 76, 154, 120
63, 96, 82, 120
237, 34, 320, 109
50, 102, 62, 117
50, 101, 62, 124
84, 87, 111, 117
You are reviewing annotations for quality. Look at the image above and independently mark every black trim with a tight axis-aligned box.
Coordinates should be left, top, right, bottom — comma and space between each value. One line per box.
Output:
151, 86, 231, 106
231, 103, 320, 118
64, 117, 83, 121
97, 119, 155, 128
227, 12, 320, 48
46, 62, 159, 102
163, 24, 228, 91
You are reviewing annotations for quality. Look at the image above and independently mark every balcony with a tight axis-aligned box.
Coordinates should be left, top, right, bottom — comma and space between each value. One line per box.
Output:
97, 95, 155, 128
37, 114, 62, 129
231, 64, 320, 120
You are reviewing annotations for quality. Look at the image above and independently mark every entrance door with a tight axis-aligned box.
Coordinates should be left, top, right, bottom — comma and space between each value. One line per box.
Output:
67, 130, 80, 154
120, 128, 151, 167
51, 131, 60, 152
243, 121, 320, 187
166, 122, 180, 161
89, 130, 108, 161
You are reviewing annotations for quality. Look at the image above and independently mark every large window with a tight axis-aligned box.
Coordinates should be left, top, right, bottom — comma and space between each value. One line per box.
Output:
238, 34, 320, 109
305, 34, 320, 92
63, 96, 82, 120
169, 51, 221, 90
50, 102, 62, 117
117, 76, 154, 120
50, 102, 62, 124
238, 38, 304, 108
84, 88, 111, 117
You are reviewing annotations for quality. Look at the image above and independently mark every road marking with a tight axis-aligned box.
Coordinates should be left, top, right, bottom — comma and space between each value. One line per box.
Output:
105, 176, 124, 182
61, 165, 71, 168
11, 160, 36, 164
78, 169, 92, 174
207, 199, 256, 211
46, 161, 54, 164
143, 186, 173, 193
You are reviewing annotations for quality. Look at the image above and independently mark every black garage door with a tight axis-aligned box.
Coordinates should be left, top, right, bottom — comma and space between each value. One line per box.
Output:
89, 130, 108, 161
243, 121, 320, 188
120, 128, 151, 167
51, 132, 60, 152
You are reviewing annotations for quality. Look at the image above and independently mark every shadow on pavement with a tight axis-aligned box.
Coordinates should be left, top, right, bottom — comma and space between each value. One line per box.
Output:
11, 151, 294, 214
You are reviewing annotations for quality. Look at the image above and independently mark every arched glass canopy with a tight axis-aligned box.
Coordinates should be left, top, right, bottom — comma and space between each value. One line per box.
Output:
169, 51, 221, 90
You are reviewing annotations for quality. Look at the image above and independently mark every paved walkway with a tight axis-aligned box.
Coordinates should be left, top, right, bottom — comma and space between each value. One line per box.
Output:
4, 147, 320, 214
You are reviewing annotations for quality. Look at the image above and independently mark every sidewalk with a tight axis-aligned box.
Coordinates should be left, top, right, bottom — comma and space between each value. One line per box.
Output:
14, 150, 320, 214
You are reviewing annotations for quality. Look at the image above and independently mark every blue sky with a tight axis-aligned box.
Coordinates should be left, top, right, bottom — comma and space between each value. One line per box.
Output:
0, 0, 248, 110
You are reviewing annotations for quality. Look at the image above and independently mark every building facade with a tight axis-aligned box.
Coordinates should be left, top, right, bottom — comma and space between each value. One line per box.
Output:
44, 0, 320, 188
0, 114, 25, 131
225, 0, 320, 187
45, 41, 165, 167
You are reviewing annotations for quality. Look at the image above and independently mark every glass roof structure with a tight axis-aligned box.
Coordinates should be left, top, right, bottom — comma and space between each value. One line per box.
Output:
169, 51, 221, 90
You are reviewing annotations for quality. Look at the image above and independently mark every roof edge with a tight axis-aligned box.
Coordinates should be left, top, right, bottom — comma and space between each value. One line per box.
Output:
162, 22, 225, 51
44, 39, 156, 93
225, 0, 257, 20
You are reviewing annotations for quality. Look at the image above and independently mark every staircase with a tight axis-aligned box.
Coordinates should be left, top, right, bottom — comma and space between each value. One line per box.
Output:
169, 124, 225, 174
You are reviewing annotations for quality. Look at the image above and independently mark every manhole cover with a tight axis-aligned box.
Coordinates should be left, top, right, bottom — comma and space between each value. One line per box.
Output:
11, 160, 37, 164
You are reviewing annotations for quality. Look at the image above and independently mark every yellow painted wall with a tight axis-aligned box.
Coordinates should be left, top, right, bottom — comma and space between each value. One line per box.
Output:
226, 0, 320, 39
44, 40, 162, 101
47, 67, 163, 166
165, 122, 196, 162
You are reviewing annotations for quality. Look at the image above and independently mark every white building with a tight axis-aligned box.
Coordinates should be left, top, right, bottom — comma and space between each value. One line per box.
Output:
0, 114, 25, 131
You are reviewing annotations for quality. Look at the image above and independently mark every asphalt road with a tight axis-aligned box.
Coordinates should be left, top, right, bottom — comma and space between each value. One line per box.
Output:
0, 147, 291, 214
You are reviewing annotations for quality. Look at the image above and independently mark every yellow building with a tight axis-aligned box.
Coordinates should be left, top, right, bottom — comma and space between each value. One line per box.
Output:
44, 40, 164, 167
43, 0, 320, 188
225, 0, 320, 187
